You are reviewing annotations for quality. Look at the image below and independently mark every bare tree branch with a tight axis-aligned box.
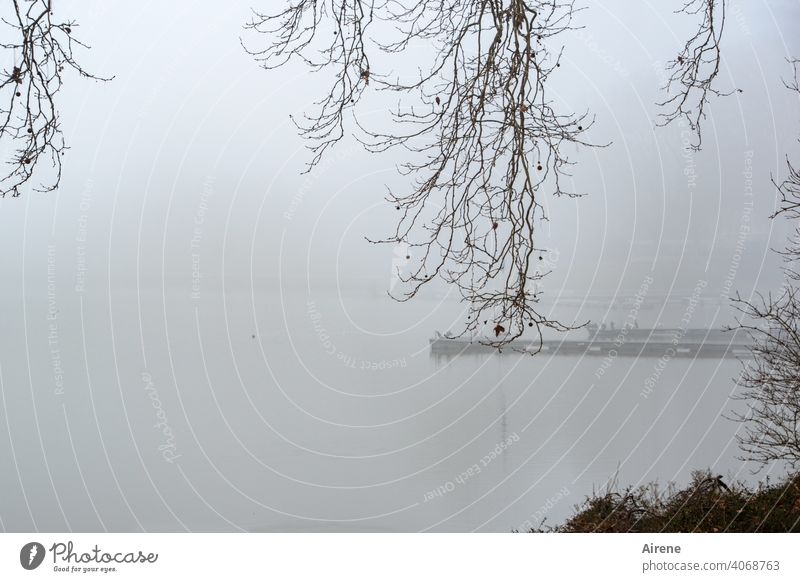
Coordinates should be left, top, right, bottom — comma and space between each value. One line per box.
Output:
246, 0, 599, 347
657, 0, 736, 151
771, 59, 800, 221
0, 0, 110, 197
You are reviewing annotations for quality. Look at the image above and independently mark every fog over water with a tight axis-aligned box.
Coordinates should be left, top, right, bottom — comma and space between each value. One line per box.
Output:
0, 0, 799, 531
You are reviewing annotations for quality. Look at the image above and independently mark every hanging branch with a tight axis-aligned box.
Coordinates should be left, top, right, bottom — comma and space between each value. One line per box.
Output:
657, 0, 736, 151
244, 0, 374, 169
246, 0, 598, 348
0, 0, 110, 197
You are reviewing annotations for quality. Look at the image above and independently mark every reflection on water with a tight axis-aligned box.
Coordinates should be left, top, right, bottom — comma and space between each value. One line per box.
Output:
0, 288, 768, 532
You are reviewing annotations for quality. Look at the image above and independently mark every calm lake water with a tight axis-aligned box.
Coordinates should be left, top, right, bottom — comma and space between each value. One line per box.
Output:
0, 286, 763, 532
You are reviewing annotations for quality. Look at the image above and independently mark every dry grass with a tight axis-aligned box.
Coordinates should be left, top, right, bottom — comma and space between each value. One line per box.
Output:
529, 470, 800, 533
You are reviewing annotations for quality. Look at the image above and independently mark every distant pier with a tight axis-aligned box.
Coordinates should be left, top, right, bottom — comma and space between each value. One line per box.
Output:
429, 330, 751, 359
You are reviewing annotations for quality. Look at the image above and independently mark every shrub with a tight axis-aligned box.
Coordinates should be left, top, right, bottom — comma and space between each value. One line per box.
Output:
529, 470, 800, 533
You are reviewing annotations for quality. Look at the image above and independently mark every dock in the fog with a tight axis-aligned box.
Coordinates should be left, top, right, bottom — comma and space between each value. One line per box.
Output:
429, 328, 751, 359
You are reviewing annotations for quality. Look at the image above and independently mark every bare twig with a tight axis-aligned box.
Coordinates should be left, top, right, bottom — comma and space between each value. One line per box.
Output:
771, 59, 800, 221
657, 0, 736, 151
0, 0, 110, 197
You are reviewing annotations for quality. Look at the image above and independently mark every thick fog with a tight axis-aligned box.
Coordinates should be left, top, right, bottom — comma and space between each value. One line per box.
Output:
0, 0, 799, 531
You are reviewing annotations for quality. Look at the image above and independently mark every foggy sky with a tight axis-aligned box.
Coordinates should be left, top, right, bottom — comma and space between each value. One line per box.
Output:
1, 0, 799, 533
1, 0, 798, 304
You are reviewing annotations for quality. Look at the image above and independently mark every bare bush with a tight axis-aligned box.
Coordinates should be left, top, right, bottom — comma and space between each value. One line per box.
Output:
732, 291, 800, 470
731, 58, 800, 470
